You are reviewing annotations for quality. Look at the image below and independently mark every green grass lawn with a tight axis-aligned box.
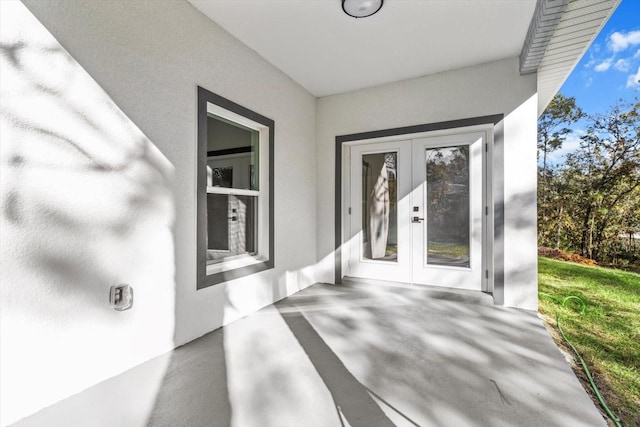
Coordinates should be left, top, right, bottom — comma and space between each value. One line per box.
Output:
538, 257, 640, 426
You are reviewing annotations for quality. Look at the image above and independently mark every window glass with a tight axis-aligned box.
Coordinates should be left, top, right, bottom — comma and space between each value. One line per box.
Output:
206, 115, 259, 190
206, 193, 257, 260
206, 115, 259, 264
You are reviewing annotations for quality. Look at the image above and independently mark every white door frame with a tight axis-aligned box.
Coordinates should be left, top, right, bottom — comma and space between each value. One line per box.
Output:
341, 124, 494, 293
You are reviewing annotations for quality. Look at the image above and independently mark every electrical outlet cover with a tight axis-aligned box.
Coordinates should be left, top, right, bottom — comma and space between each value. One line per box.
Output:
110, 284, 133, 311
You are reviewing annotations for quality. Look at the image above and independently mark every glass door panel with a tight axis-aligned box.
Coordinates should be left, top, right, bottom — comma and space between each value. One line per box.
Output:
361, 152, 398, 262
425, 146, 470, 267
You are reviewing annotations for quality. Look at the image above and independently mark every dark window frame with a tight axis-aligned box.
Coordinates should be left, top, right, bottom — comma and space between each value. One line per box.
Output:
197, 86, 274, 289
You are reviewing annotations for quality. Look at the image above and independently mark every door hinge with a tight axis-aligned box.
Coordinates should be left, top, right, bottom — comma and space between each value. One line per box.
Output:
485, 206, 489, 216
485, 269, 489, 279
348, 207, 351, 215
485, 143, 488, 152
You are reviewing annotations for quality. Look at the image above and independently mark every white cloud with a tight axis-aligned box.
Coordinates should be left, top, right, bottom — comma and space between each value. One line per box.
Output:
594, 58, 613, 72
634, 49, 640, 60
626, 67, 640, 88
614, 58, 631, 72
545, 132, 583, 165
609, 30, 640, 53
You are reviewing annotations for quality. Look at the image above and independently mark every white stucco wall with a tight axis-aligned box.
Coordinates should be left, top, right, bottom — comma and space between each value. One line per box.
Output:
1, 1, 540, 423
315, 57, 538, 310
0, 1, 317, 425
501, 94, 539, 309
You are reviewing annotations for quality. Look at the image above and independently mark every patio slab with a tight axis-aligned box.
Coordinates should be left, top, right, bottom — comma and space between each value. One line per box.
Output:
11, 281, 606, 427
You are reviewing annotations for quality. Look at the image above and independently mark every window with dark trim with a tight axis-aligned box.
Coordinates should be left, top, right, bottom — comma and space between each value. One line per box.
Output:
197, 86, 274, 289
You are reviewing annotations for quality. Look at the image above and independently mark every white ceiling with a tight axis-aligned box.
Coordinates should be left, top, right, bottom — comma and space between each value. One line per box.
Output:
188, 0, 537, 97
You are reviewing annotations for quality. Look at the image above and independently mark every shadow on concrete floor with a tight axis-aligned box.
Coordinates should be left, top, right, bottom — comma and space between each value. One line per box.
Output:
11, 281, 606, 427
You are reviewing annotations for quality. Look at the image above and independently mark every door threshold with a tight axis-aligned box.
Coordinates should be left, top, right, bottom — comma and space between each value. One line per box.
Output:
341, 276, 494, 306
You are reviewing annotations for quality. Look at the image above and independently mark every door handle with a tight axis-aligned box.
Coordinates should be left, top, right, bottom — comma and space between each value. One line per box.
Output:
412, 216, 424, 223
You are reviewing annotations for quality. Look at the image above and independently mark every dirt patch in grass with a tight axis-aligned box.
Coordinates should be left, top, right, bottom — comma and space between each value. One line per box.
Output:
538, 247, 640, 273
538, 247, 598, 266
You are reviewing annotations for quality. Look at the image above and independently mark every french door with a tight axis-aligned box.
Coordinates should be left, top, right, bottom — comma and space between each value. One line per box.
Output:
348, 131, 486, 290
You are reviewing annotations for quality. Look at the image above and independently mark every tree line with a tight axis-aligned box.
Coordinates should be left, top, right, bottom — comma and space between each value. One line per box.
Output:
538, 94, 640, 265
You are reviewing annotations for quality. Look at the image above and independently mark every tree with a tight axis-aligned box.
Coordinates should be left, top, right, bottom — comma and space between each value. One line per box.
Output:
537, 97, 640, 264
566, 101, 640, 259
537, 94, 584, 247
538, 94, 584, 183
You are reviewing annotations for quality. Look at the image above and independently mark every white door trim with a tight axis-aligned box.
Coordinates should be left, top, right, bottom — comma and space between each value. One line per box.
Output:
341, 124, 494, 294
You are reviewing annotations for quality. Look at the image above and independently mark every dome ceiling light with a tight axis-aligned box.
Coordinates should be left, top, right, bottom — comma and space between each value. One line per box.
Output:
342, 0, 384, 19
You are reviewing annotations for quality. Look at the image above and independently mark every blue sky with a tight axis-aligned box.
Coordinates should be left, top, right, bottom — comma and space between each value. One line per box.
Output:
546, 0, 640, 164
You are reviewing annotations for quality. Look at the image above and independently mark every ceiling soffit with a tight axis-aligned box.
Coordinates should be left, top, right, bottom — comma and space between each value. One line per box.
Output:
188, 0, 537, 97
187, 0, 620, 112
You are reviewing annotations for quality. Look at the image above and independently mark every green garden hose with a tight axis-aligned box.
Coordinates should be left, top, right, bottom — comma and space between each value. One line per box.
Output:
539, 292, 623, 427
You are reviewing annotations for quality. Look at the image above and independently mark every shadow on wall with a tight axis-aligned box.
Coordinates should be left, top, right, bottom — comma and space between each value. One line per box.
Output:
499, 186, 538, 309
0, 2, 176, 425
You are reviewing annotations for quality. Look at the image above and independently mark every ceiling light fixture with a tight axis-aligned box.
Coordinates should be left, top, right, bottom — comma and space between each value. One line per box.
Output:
342, 0, 384, 19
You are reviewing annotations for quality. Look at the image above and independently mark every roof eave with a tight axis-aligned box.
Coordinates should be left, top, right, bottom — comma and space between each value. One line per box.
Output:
518, 0, 622, 116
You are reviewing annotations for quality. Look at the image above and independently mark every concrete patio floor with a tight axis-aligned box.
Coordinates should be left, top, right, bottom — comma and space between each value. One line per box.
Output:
12, 281, 606, 427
